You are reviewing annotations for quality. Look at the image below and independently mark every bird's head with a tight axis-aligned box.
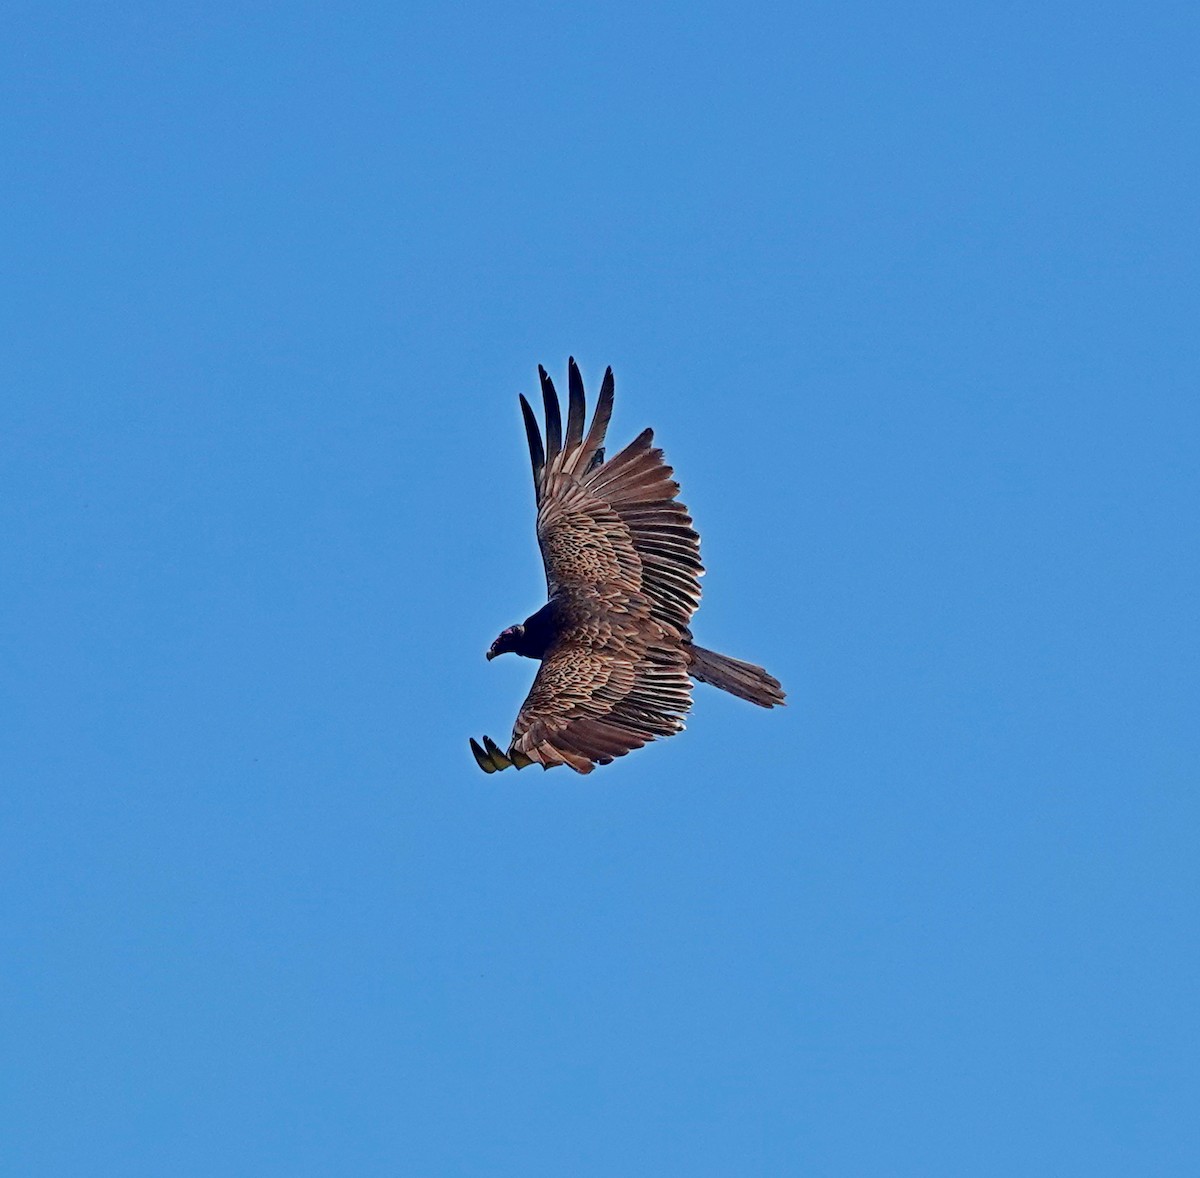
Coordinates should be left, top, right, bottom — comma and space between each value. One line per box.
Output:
487, 624, 525, 661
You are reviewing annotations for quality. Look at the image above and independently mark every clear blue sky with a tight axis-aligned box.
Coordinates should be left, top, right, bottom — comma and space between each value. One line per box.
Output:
3, 3, 1197, 1174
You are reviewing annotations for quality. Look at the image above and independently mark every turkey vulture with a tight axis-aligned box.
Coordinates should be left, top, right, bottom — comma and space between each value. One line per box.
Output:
471, 360, 784, 775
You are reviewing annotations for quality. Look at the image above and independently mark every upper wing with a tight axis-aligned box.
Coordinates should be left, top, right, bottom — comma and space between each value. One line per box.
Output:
522, 359, 705, 638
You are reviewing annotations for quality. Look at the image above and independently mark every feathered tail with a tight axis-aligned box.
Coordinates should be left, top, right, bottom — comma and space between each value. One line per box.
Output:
687, 645, 786, 708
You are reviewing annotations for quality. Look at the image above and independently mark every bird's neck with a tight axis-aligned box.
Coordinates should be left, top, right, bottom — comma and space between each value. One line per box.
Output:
517, 600, 560, 659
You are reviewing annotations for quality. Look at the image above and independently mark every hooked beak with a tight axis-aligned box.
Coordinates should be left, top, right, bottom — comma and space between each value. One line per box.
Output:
486, 648, 497, 661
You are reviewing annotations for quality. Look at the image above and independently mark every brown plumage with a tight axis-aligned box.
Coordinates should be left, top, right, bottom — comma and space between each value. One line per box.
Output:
472, 359, 784, 775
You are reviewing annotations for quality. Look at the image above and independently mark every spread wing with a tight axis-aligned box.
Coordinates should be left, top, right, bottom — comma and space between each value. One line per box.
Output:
472, 359, 704, 775
506, 613, 692, 773
529, 360, 704, 637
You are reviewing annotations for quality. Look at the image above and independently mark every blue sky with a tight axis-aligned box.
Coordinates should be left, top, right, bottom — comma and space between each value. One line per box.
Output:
3, 2, 1197, 1174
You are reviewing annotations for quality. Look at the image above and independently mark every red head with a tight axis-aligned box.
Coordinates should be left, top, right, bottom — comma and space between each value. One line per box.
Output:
487, 624, 526, 660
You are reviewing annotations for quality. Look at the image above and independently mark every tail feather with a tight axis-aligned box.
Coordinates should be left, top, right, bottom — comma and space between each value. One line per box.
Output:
687, 644, 786, 708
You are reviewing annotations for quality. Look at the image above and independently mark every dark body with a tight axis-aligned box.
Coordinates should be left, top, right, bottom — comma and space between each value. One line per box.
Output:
472, 360, 784, 775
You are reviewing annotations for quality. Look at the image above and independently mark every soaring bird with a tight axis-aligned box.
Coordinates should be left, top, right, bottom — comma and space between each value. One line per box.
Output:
471, 360, 784, 775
